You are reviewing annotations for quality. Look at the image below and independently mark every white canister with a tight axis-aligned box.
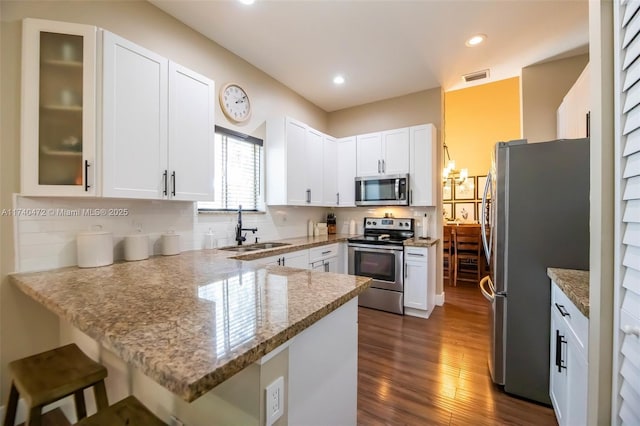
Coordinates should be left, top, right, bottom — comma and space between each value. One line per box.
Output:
77, 230, 113, 268
349, 219, 357, 235
124, 233, 149, 261
161, 232, 180, 256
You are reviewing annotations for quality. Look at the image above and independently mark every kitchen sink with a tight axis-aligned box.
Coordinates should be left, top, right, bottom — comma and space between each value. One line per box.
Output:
219, 242, 291, 252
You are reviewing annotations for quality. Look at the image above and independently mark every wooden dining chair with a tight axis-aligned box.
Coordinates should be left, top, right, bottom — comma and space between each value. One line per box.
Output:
442, 226, 453, 286
453, 225, 482, 286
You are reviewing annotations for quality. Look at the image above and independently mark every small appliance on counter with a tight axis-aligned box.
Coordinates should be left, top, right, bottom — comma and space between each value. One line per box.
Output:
327, 213, 337, 234
77, 227, 113, 268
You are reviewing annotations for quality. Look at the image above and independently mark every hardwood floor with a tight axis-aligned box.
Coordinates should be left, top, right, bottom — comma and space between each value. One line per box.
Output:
357, 283, 557, 425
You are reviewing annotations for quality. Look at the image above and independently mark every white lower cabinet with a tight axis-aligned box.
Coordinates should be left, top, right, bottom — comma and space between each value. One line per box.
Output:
253, 249, 309, 269
403, 245, 436, 318
549, 282, 588, 426
309, 244, 339, 273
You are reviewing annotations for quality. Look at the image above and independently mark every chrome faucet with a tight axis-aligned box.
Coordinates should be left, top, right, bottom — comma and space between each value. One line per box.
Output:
235, 205, 258, 245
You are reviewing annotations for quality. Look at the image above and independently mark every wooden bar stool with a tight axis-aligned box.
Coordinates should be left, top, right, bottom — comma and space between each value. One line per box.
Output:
75, 396, 165, 426
3, 344, 108, 426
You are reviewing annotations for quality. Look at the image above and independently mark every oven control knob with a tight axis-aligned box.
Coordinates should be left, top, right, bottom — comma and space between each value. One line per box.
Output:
372, 221, 377, 225
366, 221, 371, 225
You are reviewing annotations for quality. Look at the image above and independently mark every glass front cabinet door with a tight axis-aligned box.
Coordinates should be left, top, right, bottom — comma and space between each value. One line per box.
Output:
21, 18, 97, 196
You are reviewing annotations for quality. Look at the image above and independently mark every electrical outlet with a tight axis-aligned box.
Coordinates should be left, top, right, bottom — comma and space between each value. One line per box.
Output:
265, 376, 284, 426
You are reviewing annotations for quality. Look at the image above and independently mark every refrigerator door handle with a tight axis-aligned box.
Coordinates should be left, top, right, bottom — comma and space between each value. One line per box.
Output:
480, 276, 494, 301
481, 170, 493, 262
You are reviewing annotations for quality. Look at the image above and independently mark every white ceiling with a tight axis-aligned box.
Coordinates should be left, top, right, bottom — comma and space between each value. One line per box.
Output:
150, 0, 589, 112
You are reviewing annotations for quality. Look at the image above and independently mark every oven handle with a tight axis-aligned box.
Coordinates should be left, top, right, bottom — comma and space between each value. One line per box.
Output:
348, 244, 404, 253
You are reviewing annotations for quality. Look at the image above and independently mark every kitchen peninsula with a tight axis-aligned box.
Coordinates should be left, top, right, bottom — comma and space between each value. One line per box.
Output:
9, 247, 372, 425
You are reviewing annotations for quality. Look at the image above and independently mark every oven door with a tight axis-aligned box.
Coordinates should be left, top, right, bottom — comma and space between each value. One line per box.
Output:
347, 244, 403, 291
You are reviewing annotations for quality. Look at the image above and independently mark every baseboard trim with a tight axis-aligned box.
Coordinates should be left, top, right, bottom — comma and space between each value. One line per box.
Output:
435, 292, 445, 306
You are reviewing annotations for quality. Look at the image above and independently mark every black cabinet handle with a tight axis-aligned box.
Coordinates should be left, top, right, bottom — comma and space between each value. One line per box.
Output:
555, 303, 571, 317
337, 192, 340, 205
84, 160, 90, 191
282, 257, 286, 266
277, 258, 281, 266
586, 111, 591, 138
171, 171, 176, 197
163, 170, 168, 196
555, 330, 567, 372
306, 189, 311, 203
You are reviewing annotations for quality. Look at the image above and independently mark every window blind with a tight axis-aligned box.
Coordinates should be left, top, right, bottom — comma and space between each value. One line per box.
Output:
198, 126, 263, 211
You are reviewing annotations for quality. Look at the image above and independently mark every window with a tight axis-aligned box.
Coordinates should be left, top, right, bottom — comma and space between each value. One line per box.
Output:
198, 126, 263, 211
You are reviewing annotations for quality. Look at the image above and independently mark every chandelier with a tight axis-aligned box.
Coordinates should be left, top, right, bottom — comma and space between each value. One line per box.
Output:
442, 141, 468, 184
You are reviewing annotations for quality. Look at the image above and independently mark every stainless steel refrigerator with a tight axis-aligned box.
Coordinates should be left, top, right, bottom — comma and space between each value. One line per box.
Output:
479, 138, 589, 405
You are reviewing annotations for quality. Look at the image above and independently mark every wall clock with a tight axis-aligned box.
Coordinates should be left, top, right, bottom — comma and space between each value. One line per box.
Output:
219, 83, 251, 123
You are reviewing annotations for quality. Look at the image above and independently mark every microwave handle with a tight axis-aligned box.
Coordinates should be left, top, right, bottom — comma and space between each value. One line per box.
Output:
395, 178, 400, 201
382, 159, 385, 173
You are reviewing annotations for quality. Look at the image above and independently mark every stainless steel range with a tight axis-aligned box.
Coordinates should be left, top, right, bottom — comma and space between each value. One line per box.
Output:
347, 217, 414, 314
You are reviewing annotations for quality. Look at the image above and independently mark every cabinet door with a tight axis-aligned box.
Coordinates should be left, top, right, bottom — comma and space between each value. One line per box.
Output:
306, 128, 324, 205
21, 18, 97, 196
168, 62, 215, 201
550, 308, 568, 426
285, 118, 308, 205
381, 128, 410, 175
337, 137, 356, 207
324, 256, 339, 273
323, 135, 338, 206
404, 247, 428, 311
283, 250, 310, 269
566, 334, 588, 426
102, 31, 168, 199
356, 132, 382, 176
410, 124, 437, 206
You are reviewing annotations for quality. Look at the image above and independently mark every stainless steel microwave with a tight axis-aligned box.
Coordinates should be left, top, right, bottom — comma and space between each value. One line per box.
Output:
355, 174, 409, 206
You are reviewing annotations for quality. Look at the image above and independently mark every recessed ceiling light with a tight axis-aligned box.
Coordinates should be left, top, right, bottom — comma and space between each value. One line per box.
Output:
238, 0, 255, 5
333, 75, 345, 85
466, 34, 487, 47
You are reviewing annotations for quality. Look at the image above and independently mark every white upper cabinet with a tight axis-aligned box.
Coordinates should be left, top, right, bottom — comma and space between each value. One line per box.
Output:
337, 136, 356, 207
306, 128, 324, 206
267, 117, 324, 206
168, 62, 215, 201
356, 132, 383, 176
323, 135, 338, 206
381, 127, 410, 175
356, 128, 409, 177
557, 64, 589, 139
409, 124, 437, 206
102, 31, 214, 201
102, 31, 168, 199
21, 18, 98, 196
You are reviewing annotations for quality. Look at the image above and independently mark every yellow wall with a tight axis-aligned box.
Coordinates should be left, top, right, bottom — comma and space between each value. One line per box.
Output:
444, 77, 521, 177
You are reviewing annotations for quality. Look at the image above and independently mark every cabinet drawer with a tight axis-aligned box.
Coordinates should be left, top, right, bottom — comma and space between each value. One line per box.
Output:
404, 246, 428, 261
551, 282, 588, 356
309, 244, 339, 262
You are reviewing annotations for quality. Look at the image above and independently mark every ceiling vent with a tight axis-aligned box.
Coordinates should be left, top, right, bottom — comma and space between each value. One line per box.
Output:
462, 69, 490, 83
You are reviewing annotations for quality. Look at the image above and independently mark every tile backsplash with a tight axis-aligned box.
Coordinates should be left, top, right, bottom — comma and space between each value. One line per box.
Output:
13, 195, 436, 273
14, 196, 195, 272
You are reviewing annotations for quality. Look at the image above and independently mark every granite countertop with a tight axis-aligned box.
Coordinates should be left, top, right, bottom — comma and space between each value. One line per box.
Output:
10, 249, 372, 403
547, 268, 589, 318
229, 234, 350, 260
404, 238, 440, 248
